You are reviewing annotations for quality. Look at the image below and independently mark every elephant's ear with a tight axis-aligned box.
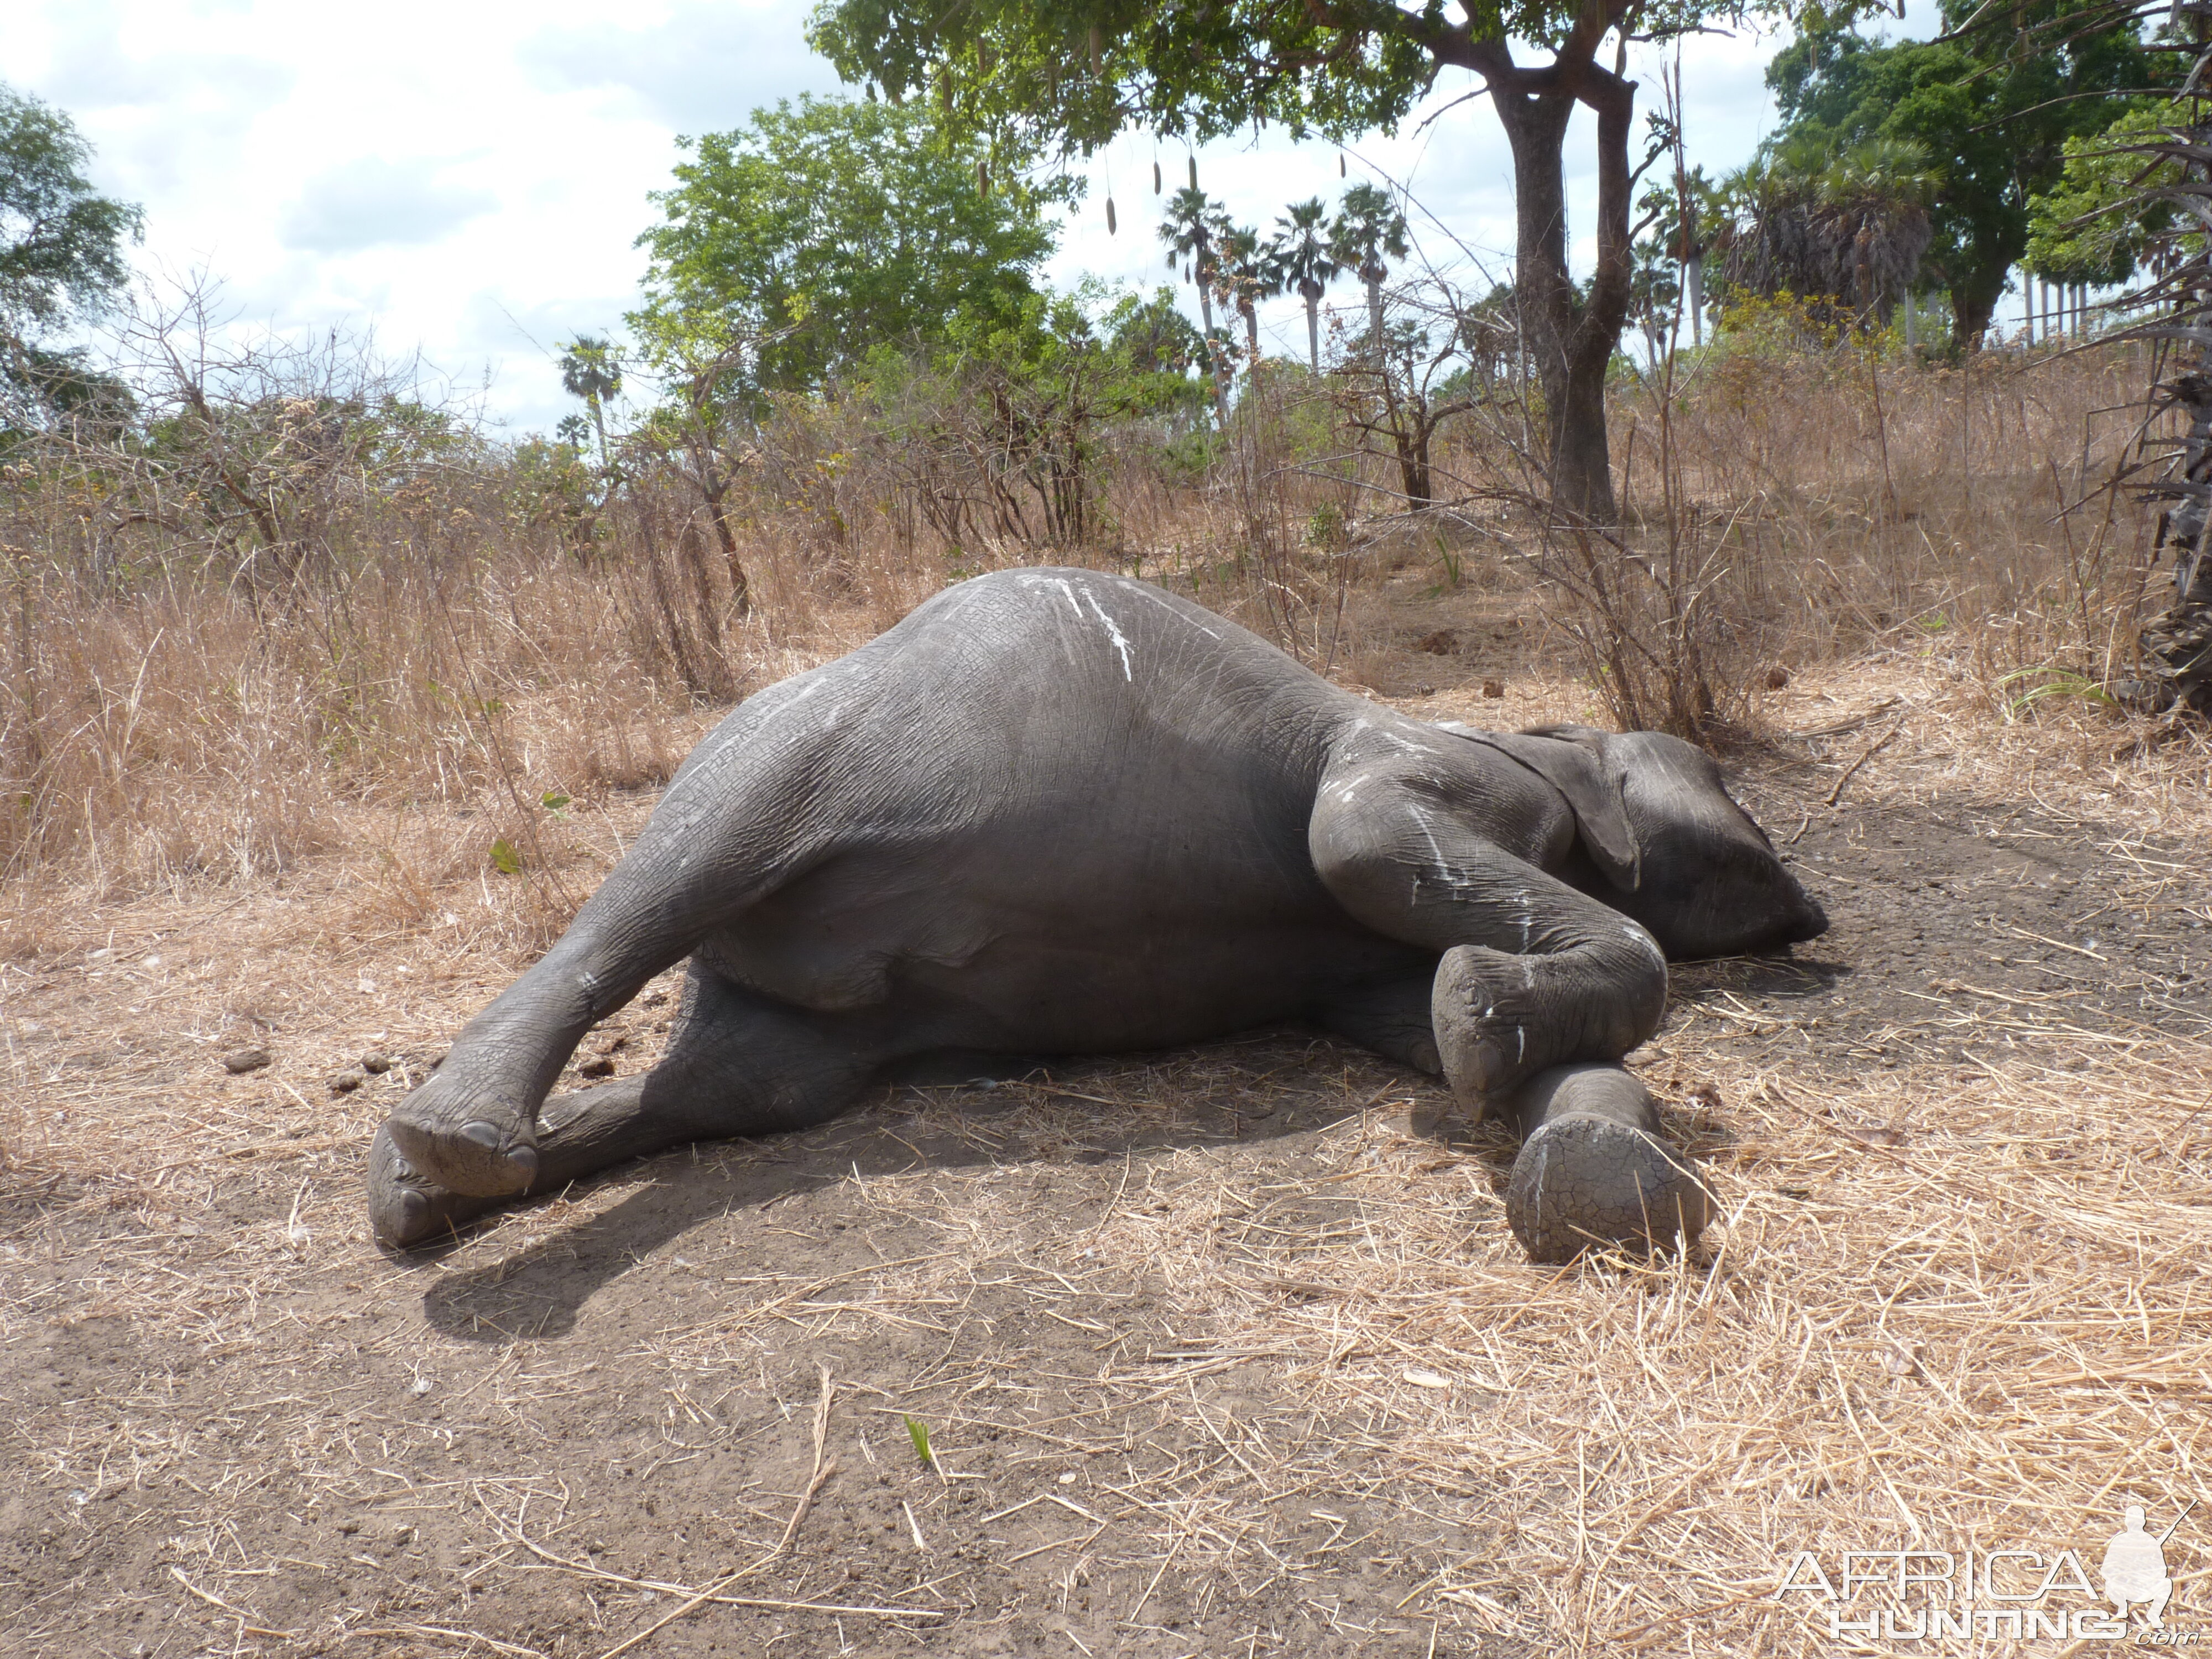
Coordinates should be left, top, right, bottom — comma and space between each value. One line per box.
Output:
1487, 727, 1642, 893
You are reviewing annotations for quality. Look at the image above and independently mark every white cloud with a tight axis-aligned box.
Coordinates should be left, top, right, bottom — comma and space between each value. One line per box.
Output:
280, 159, 499, 253
517, 2, 842, 134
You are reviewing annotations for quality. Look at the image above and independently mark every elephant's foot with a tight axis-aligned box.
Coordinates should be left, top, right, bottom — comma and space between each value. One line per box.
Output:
1431, 943, 1664, 1117
1503, 1065, 1712, 1264
1432, 945, 1548, 1109
383, 1077, 540, 1198
368, 1121, 507, 1249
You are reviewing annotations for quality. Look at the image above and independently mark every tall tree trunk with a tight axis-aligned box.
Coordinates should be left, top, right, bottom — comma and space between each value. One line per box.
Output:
1194, 244, 1230, 430
1952, 262, 2007, 352
1485, 61, 1635, 525
700, 476, 752, 617
1302, 284, 1322, 371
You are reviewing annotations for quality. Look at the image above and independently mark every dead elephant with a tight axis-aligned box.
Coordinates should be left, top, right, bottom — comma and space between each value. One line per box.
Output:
371, 569, 1826, 1262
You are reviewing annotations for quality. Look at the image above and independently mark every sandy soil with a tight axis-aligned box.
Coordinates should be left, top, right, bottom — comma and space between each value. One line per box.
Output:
6, 639, 2211, 1658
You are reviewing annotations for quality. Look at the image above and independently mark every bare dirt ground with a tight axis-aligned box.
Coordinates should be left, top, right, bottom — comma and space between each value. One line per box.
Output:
7, 614, 2212, 1657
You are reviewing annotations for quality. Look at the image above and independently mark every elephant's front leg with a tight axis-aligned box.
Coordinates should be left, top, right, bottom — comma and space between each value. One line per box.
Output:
1503, 1065, 1712, 1262
1311, 791, 1666, 1108
1312, 786, 1700, 1260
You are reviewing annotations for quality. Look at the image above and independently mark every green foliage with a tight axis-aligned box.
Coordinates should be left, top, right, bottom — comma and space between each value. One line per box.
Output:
809, 1, 1437, 158
2026, 103, 2183, 288
1270, 195, 1342, 371
1630, 168, 1724, 342
0, 83, 142, 335
903, 1415, 935, 1468
809, 0, 1838, 523
1994, 664, 2117, 719
629, 95, 1060, 404
855, 279, 1206, 546
1329, 181, 1409, 363
1328, 182, 1407, 289
1, 82, 143, 428
1761, 4, 2150, 341
558, 334, 623, 476
1156, 184, 1227, 281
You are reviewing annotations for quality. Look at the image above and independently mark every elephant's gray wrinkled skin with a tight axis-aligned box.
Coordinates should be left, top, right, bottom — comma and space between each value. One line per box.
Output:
372, 569, 1825, 1261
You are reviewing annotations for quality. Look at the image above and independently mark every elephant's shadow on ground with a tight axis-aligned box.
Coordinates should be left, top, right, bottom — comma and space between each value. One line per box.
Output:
1669, 952, 1848, 1005
414, 943, 1843, 1345
415, 1031, 1478, 1345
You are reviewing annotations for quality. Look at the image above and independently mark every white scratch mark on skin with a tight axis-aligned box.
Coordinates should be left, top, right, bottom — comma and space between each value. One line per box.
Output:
1516, 1026, 1526, 1065
1408, 805, 1447, 869
1623, 923, 1665, 963
1079, 588, 1136, 681
1038, 576, 1088, 627
1517, 890, 1532, 951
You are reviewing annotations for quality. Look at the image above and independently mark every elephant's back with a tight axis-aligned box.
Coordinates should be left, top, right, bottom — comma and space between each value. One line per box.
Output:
676, 569, 1345, 839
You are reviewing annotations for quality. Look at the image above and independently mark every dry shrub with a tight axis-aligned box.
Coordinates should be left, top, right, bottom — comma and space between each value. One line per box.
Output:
1612, 342, 2155, 703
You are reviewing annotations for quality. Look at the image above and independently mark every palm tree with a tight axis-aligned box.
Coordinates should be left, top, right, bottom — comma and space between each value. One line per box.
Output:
1719, 137, 1936, 330
1328, 182, 1410, 370
1270, 197, 1340, 371
1215, 224, 1275, 367
1159, 185, 1232, 427
559, 335, 623, 472
1819, 139, 1938, 324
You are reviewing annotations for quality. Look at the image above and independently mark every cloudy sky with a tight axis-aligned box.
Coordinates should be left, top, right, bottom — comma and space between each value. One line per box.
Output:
14, 0, 1922, 436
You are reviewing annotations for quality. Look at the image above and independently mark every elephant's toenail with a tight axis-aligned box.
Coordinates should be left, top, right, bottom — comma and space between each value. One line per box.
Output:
398, 1189, 427, 1227
506, 1145, 539, 1185
459, 1120, 504, 1151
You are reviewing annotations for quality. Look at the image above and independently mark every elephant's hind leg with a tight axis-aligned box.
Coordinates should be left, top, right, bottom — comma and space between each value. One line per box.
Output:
1321, 975, 1443, 1076
370, 963, 880, 1249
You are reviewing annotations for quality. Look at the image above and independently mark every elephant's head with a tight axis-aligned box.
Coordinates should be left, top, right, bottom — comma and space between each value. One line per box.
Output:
1515, 725, 1829, 959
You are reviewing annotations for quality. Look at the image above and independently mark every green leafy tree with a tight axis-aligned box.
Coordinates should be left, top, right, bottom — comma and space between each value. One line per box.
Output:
865, 280, 1208, 547
1215, 223, 1275, 365
1634, 166, 1724, 346
1104, 283, 1208, 387
1626, 208, 1684, 359
2026, 102, 2182, 288
629, 95, 1057, 403
1270, 197, 1341, 371
1718, 135, 1937, 325
1, 82, 142, 425
1763, 5, 2148, 347
808, 0, 1837, 521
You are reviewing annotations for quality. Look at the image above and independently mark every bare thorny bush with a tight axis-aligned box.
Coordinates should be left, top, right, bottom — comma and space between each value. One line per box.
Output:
0, 275, 2170, 950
